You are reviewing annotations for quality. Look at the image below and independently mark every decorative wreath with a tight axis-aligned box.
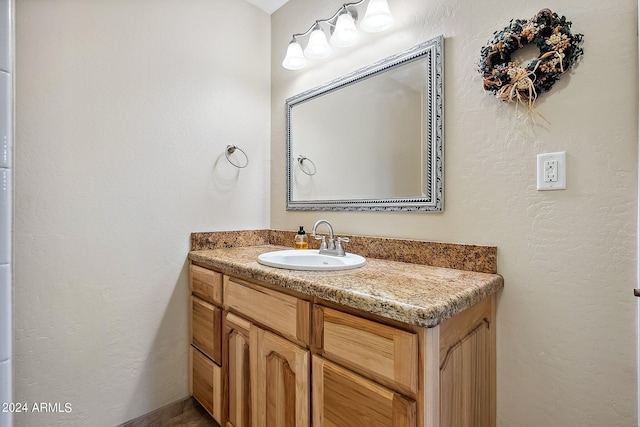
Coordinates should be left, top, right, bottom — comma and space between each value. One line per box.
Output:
478, 9, 584, 108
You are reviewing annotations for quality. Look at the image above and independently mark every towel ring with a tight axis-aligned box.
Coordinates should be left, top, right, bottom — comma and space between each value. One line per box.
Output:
225, 145, 249, 168
297, 155, 317, 176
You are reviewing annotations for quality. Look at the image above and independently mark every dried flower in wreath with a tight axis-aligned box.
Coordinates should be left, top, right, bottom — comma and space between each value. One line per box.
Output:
478, 8, 584, 110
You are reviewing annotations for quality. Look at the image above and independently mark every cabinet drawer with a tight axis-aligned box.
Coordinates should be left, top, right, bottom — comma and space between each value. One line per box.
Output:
312, 356, 416, 427
190, 346, 222, 423
313, 306, 418, 394
191, 296, 222, 364
223, 276, 310, 346
190, 264, 223, 305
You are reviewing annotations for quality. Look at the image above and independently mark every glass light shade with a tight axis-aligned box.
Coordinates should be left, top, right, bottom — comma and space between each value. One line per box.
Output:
304, 27, 332, 59
330, 12, 360, 47
359, 0, 394, 33
282, 41, 307, 70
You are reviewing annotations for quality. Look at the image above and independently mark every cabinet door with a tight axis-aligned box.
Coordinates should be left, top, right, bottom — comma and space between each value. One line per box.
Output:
225, 313, 252, 427
191, 295, 222, 364
312, 356, 416, 427
251, 326, 309, 427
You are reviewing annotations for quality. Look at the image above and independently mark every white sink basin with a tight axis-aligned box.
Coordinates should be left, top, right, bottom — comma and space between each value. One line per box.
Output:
257, 249, 366, 271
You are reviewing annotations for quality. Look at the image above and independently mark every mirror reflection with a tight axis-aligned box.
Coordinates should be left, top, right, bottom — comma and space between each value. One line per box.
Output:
286, 36, 444, 212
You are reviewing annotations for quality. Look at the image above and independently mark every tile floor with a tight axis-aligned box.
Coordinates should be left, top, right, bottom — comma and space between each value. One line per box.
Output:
119, 398, 219, 427
156, 399, 219, 427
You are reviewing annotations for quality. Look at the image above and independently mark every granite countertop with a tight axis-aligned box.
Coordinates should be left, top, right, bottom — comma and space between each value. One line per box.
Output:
189, 244, 503, 328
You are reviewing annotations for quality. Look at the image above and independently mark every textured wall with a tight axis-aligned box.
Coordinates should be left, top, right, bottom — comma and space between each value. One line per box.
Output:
13, 1, 270, 425
0, 0, 12, 426
272, 0, 638, 425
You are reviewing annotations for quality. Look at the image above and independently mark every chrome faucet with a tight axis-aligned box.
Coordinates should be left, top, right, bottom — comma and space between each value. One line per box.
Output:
311, 219, 349, 257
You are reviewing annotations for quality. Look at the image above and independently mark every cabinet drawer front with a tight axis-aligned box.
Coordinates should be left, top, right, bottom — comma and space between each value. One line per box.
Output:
314, 306, 418, 394
224, 277, 310, 345
190, 264, 223, 305
191, 346, 222, 423
312, 356, 416, 427
191, 296, 222, 364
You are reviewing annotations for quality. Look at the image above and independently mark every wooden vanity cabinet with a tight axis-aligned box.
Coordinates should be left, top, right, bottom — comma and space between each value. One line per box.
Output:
312, 355, 415, 427
437, 295, 495, 427
190, 346, 222, 419
223, 312, 311, 427
190, 262, 496, 427
192, 296, 222, 363
311, 305, 419, 426
223, 276, 311, 427
223, 276, 310, 346
189, 265, 224, 423
313, 305, 418, 396
224, 312, 252, 427
191, 264, 223, 304
252, 327, 310, 427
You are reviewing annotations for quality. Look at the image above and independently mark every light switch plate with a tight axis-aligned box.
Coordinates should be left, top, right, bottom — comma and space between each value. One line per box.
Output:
537, 151, 566, 191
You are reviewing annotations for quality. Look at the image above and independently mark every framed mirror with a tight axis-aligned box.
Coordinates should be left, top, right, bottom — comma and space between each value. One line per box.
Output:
286, 36, 444, 212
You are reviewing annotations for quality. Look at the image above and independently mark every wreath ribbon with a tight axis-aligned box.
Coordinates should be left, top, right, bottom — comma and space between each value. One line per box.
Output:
495, 51, 563, 109
496, 65, 538, 108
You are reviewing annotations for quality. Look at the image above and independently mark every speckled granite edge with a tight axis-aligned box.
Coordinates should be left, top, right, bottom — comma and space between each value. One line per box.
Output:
188, 245, 504, 328
191, 229, 497, 274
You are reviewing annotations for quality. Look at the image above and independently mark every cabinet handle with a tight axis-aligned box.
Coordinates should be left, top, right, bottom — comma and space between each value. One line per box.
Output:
634, 289, 640, 297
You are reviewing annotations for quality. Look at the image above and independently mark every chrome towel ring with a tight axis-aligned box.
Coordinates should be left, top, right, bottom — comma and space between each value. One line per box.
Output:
297, 155, 316, 176
225, 145, 249, 168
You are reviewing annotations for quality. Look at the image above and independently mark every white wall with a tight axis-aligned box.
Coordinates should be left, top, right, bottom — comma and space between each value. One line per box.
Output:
0, 0, 12, 426
14, 1, 270, 425
272, 0, 638, 425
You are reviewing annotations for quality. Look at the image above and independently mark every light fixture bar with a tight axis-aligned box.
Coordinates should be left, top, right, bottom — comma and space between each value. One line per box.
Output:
282, 0, 394, 70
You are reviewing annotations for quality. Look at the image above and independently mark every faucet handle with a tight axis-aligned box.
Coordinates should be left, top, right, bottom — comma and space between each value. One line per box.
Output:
335, 237, 349, 256
314, 235, 328, 250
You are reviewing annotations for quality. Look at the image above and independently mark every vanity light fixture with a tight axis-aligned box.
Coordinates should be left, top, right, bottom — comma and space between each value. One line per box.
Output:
281, 0, 394, 70
282, 40, 307, 70
359, 0, 394, 32
304, 23, 332, 59
330, 8, 360, 47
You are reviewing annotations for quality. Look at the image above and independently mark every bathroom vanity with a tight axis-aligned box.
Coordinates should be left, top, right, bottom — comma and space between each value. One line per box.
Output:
187, 231, 503, 427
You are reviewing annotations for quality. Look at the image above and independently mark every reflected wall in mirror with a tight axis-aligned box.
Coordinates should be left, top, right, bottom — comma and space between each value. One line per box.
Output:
286, 36, 444, 212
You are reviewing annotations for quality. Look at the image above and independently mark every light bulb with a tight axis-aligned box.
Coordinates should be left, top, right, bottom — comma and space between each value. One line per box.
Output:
282, 40, 307, 70
330, 11, 360, 47
304, 26, 332, 59
359, 0, 394, 33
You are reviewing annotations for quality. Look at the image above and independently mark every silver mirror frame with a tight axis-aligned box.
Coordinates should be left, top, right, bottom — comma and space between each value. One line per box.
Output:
286, 35, 444, 212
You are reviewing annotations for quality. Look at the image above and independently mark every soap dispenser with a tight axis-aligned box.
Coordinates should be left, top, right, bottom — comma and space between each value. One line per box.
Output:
295, 226, 309, 250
